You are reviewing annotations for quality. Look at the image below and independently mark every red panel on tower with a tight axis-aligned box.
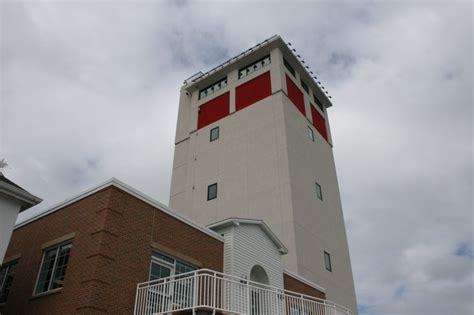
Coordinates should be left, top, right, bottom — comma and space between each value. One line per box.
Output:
197, 92, 230, 129
235, 71, 272, 111
286, 75, 305, 116
311, 104, 328, 141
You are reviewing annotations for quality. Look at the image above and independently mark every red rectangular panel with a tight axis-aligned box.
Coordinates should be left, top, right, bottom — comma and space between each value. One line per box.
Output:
286, 75, 305, 116
311, 104, 328, 141
235, 71, 272, 111
197, 92, 230, 129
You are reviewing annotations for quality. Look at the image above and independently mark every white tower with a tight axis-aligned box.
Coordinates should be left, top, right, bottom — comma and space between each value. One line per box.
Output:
169, 36, 358, 313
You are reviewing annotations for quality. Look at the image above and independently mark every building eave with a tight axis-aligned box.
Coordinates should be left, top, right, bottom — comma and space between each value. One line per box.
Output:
207, 217, 288, 254
0, 181, 42, 211
14, 178, 224, 242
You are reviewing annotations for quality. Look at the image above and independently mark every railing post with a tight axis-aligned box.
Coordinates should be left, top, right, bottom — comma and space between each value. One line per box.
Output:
133, 284, 140, 315
212, 272, 217, 313
247, 279, 251, 315
300, 295, 305, 315
275, 289, 280, 315
193, 271, 198, 314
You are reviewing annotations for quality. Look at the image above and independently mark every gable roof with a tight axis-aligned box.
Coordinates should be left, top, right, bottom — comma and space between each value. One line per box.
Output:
0, 173, 42, 211
14, 178, 224, 242
207, 217, 288, 254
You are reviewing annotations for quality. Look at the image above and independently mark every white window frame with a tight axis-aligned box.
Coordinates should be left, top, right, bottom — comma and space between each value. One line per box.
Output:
33, 242, 72, 296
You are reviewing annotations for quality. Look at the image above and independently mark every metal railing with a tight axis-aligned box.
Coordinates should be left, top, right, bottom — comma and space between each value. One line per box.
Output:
134, 269, 352, 315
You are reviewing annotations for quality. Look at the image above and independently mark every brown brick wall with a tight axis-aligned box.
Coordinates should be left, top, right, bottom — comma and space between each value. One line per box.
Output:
283, 272, 326, 300
0, 185, 223, 314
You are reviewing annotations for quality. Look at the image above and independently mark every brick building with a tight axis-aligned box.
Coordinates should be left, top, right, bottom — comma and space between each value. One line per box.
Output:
0, 178, 341, 314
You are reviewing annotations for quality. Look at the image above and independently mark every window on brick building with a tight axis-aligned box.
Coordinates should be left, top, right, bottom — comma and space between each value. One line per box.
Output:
324, 251, 332, 272
34, 242, 72, 294
207, 183, 218, 201
210, 126, 219, 142
0, 261, 17, 303
315, 182, 323, 200
149, 252, 197, 309
150, 252, 196, 281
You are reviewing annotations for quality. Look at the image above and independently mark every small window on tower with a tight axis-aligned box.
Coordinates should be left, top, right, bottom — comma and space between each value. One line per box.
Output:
307, 126, 314, 142
210, 126, 219, 142
301, 79, 309, 93
315, 182, 323, 200
283, 58, 295, 77
207, 183, 218, 201
324, 251, 332, 272
313, 94, 324, 113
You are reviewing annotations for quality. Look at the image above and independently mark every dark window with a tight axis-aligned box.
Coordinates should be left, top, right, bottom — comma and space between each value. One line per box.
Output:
301, 80, 309, 93
307, 126, 315, 142
210, 126, 219, 142
199, 77, 228, 100
283, 58, 295, 77
207, 183, 218, 201
324, 251, 332, 272
35, 242, 72, 294
313, 94, 324, 113
0, 261, 17, 303
239, 55, 271, 79
315, 182, 323, 200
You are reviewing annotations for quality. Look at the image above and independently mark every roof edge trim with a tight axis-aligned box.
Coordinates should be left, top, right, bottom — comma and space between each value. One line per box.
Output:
14, 178, 224, 242
207, 217, 288, 254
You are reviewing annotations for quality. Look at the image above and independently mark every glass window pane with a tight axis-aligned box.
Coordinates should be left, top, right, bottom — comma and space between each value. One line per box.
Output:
175, 262, 195, 275
51, 244, 72, 289
0, 263, 17, 303
207, 183, 217, 201
324, 251, 332, 272
150, 262, 172, 281
152, 252, 175, 265
35, 248, 58, 294
315, 182, 323, 200
210, 127, 219, 142
308, 127, 314, 141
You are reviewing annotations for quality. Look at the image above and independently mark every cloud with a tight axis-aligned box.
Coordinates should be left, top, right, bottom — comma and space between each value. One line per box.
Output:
1, 1, 472, 314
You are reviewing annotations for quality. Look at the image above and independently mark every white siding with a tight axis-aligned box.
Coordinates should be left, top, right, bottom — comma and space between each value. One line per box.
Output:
0, 194, 22, 262
219, 226, 234, 275
219, 224, 284, 288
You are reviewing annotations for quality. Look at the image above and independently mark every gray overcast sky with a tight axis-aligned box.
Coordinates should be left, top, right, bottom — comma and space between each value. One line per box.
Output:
1, 1, 472, 314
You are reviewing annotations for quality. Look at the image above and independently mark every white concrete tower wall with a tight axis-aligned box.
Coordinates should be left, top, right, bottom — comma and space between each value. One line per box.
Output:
169, 36, 357, 314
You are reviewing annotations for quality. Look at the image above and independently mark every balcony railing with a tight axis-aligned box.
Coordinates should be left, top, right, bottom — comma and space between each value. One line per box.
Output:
134, 269, 352, 315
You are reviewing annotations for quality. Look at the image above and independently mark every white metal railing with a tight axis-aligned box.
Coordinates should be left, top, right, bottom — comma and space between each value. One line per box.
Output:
134, 269, 352, 315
